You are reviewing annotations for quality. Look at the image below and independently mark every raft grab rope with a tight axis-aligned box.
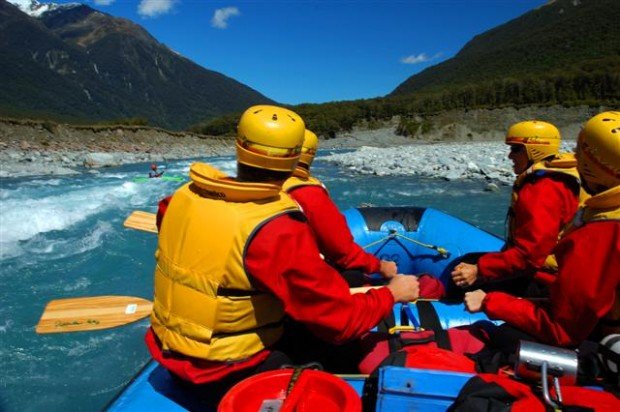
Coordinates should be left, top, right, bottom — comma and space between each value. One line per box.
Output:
362, 229, 450, 258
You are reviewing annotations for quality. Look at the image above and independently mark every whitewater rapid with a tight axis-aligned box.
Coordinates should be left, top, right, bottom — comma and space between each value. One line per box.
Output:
0, 152, 513, 412
0, 158, 237, 260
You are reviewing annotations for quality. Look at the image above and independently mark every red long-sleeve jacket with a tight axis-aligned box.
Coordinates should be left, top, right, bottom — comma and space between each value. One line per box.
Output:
147, 200, 394, 384
477, 175, 579, 281
482, 220, 620, 347
287, 185, 380, 274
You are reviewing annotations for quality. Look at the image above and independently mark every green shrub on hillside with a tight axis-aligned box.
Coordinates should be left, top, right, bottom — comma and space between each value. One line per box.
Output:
190, 113, 238, 136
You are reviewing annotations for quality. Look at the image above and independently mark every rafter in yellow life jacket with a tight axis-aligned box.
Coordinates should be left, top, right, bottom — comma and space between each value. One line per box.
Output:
152, 163, 301, 362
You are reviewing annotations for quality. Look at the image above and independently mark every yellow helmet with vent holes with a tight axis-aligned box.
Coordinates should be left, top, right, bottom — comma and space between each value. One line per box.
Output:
236, 105, 305, 172
577, 111, 620, 191
505, 121, 561, 163
299, 129, 319, 168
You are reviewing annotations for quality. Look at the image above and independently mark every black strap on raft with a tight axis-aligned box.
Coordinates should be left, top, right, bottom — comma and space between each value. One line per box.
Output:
376, 309, 405, 353
363, 302, 451, 412
417, 301, 452, 351
376, 301, 451, 351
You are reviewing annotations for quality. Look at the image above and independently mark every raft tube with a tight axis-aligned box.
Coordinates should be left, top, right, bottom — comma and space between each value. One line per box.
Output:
344, 207, 505, 286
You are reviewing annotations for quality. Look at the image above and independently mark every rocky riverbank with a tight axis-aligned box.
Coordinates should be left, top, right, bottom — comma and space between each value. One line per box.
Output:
322, 140, 577, 186
0, 118, 234, 178
0, 104, 599, 179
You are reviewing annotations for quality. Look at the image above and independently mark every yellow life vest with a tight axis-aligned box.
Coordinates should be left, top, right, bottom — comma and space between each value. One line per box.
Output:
282, 167, 326, 193
506, 153, 583, 272
563, 185, 620, 236
151, 163, 300, 362
562, 186, 620, 336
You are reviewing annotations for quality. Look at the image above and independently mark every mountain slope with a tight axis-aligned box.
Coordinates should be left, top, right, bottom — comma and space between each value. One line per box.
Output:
391, 0, 620, 96
0, 0, 274, 129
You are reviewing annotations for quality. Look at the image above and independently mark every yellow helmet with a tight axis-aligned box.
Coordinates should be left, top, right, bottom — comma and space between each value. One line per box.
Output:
577, 111, 620, 191
236, 105, 305, 172
505, 121, 561, 163
299, 129, 319, 168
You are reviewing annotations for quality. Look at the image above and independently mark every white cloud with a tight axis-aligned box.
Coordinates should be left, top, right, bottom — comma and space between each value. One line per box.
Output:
400, 52, 443, 65
93, 0, 115, 5
211, 7, 240, 29
138, 0, 177, 18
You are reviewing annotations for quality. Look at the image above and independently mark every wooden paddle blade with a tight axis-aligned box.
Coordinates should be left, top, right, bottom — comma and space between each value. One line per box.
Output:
123, 211, 157, 233
36, 296, 153, 334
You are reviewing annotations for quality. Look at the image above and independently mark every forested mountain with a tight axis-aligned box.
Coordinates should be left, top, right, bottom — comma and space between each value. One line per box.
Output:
391, 0, 619, 97
0, 0, 274, 129
2, 0, 618, 136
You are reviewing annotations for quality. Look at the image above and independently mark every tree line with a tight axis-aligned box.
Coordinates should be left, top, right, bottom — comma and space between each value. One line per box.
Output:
190, 61, 620, 139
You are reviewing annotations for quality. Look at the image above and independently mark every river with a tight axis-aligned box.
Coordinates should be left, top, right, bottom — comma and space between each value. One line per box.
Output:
0, 153, 511, 411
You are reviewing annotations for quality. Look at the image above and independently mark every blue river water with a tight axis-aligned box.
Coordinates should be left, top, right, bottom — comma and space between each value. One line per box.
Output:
0, 153, 511, 411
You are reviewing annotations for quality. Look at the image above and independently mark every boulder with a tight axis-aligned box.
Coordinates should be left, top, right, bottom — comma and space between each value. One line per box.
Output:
83, 152, 119, 168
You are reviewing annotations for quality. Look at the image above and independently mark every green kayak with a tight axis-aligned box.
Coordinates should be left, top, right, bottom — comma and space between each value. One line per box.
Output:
133, 176, 185, 183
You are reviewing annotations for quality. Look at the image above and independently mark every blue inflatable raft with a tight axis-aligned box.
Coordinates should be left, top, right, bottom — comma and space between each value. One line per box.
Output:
108, 206, 506, 411
344, 206, 504, 286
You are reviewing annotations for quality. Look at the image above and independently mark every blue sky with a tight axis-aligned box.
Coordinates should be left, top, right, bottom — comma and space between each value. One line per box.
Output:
59, 0, 547, 105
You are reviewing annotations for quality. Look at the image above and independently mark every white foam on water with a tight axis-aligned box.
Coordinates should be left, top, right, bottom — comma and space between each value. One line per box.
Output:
20, 221, 114, 262
37, 333, 118, 360
66, 334, 116, 357
158, 162, 190, 175
13, 346, 44, 362
0, 319, 14, 333
391, 187, 448, 198
167, 157, 236, 173
21, 178, 64, 187
207, 158, 237, 175
62, 276, 92, 292
101, 173, 131, 180
0, 182, 140, 259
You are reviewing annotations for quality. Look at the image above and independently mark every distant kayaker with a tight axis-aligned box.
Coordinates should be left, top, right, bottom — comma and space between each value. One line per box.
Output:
464, 111, 620, 349
145, 105, 419, 395
452, 120, 582, 295
149, 163, 164, 178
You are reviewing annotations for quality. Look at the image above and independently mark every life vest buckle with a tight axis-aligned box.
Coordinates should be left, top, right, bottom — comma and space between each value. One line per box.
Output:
388, 325, 424, 334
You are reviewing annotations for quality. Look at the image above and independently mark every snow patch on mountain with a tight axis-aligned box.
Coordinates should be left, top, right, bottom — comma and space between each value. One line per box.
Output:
8, 0, 80, 17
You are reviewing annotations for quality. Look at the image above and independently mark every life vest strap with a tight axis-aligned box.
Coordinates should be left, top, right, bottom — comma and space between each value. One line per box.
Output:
211, 319, 284, 339
216, 286, 265, 297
